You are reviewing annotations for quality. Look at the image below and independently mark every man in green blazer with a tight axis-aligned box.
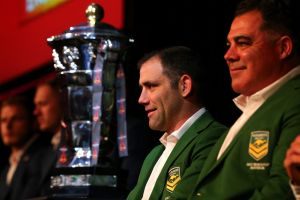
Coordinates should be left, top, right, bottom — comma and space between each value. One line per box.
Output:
127, 46, 227, 199
188, 0, 300, 199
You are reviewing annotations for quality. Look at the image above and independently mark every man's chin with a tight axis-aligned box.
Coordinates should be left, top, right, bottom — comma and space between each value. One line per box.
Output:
4, 141, 23, 148
39, 127, 51, 133
2, 141, 12, 146
148, 124, 156, 130
148, 123, 162, 131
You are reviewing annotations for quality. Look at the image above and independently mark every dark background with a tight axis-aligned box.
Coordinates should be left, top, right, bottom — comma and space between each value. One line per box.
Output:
123, 0, 242, 126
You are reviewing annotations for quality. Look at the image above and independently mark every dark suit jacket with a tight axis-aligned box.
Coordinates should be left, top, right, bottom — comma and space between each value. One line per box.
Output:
0, 134, 55, 200
127, 111, 227, 200
188, 75, 300, 200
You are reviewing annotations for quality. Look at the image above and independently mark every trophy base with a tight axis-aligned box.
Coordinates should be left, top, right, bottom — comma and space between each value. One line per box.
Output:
30, 167, 127, 200
31, 186, 124, 200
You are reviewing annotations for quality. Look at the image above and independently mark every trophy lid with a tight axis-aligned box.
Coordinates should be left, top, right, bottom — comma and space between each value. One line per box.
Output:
47, 3, 125, 46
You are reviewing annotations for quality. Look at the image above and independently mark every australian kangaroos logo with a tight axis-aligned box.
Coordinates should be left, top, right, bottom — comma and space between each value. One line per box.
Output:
249, 131, 269, 161
166, 167, 181, 192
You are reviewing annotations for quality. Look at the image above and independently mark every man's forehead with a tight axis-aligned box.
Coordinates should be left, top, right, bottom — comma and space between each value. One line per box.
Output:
35, 85, 56, 99
1, 105, 27, 116
139, 67, 164, 83
229, 10, 263, 36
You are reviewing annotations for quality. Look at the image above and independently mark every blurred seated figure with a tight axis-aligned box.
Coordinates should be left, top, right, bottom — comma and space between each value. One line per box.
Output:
34, 78, 63, 150
0, 138, 9, 177
33, 79, 64, 196
0, 96, 52, 200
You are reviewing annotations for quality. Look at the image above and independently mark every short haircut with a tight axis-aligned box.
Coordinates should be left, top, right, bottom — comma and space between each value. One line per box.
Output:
37, 77, 63, 106
137, 46, 209, 104
235, 0, 300, 56
1, 96, 34, 118
39, 77, 61, 94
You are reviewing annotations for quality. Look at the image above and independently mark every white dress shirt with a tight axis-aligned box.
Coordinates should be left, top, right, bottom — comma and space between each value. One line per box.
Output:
141, 108, 206, 200
290, 181, 300, 200
6, 135, 38, 185
51, 129, 61, 150
217, 66, 300, 160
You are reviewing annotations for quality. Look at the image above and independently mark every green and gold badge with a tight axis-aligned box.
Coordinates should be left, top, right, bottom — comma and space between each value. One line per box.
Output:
166, 167, 181, 192
249, 131, 269, 161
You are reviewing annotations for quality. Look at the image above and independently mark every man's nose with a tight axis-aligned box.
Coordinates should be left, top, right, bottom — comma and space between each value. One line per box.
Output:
138, 89, 149, 105
33, 107, 40, 116
5, 119, 13, 130
224, 45, 239, 63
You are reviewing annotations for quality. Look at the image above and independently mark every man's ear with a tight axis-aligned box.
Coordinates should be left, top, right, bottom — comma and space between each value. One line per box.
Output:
178, 74, 192, 97
277, 35, 293, 60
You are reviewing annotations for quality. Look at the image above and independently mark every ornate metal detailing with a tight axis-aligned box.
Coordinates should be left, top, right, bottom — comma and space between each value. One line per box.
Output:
62, 46, 80, 70
86, 3, 103, 27
50, 174, 117, 187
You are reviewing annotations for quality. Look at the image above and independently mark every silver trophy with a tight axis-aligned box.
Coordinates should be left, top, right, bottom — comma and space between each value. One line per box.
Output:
46, 3, 132, 198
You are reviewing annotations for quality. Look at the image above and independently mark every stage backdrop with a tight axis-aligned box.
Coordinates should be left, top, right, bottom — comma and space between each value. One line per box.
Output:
0, 0, 124, 85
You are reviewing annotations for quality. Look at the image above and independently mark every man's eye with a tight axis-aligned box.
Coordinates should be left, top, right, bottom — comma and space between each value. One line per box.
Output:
237, 40, 252, 47
146, 85, 153, 90
239, 42, 250, 46
145, 83, 156, 89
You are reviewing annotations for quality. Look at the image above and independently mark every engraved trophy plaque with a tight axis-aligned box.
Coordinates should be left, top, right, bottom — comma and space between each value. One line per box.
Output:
46, 3, 131, 199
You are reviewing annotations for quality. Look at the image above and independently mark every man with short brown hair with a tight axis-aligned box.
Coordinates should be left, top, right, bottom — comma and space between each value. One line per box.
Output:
0, 96, 52, 200
34, 79, 62, 149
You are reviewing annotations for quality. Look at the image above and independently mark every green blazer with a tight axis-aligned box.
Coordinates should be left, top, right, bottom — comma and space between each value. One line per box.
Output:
188, 75, 300, 200
127, 111, 227, 200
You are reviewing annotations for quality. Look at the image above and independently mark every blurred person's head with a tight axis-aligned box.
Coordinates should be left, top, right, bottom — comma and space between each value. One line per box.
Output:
34, 79, 62, 135
0, 96, 35, 150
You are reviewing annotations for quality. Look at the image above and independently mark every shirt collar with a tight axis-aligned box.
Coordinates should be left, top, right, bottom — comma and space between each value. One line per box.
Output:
9, 134, 38, 165
159, 107, 206, 147
234, 65, 300, 112
51, 129, 61, 150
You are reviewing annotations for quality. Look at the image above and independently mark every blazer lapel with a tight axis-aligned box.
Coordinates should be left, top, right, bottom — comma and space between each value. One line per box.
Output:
167, 112, 216, 165
134, 145, 164, 199
197, 114, 250, 183
150, 112, 215, 199
194, 130, 227, 183
41, 148, 57, 182
9, 154, 29, 200
142, 145, 165, 182
0, 167, 10, 200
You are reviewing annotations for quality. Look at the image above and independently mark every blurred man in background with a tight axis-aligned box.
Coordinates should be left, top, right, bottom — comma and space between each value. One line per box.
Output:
33, 78, 64, 196
34, 79, 63, 149
0, 96, 52, 200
